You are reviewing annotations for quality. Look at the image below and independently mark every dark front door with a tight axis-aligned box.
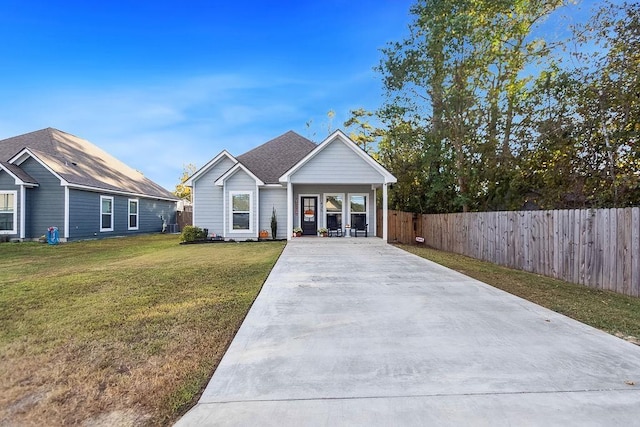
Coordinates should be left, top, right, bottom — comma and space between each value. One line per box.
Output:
301, 196, 317, 235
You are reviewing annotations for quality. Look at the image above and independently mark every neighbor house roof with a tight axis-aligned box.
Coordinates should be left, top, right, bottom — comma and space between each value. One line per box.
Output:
0, 128, 177, 200
236, 131, 316, 184
0, 161, 38, 185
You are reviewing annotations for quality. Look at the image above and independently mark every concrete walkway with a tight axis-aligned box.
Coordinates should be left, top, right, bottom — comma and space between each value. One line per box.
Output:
176, 238, 640, 426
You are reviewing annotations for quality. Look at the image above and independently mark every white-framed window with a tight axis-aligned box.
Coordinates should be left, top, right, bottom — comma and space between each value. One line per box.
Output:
0, 191, 17, 234
348, 193, 368, 231
324, 193, 344, 231
229, 191, 252, 233
128, 199, 139, 230
100, 196, 114, 232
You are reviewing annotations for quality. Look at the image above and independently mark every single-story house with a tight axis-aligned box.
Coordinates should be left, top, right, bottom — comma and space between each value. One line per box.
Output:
0, 128, 178, 241
186, 129, 397, 241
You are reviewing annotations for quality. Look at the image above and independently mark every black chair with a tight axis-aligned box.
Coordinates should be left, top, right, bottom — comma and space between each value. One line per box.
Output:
351, 215, 367, 237
327, 215, 342, 237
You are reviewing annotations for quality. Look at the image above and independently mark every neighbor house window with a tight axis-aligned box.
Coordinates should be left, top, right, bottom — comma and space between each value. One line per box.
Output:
100, 196, 114, 232
0, 191, 17, 234
128, 199, 139, 230
230, 191, 252, 232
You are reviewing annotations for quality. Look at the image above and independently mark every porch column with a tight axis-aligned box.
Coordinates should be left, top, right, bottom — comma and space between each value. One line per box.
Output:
19, 185, 25, 240
383, 183, 389, 242
287, 181, 293, 241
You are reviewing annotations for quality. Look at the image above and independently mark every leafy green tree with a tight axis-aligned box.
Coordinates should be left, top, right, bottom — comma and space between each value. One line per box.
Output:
378, 0, 564, 212
343, 108, 385, 154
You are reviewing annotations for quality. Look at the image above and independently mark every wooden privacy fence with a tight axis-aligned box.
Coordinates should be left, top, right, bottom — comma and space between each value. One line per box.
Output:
380, 208, 640, 297
176, 209, 192, 232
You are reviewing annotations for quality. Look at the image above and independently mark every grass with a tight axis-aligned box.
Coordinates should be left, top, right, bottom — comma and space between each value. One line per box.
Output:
398, 244, 640, 341
0, 235, 285, 426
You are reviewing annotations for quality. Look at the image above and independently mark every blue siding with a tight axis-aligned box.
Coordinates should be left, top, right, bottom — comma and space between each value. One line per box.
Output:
68, 189, 176, 240
19, 158, 65, 238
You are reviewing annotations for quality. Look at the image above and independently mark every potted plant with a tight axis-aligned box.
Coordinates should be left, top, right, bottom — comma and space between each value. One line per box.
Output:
318, 227, 328, 237
293, 226, 302, 237
271, 207, 277, 240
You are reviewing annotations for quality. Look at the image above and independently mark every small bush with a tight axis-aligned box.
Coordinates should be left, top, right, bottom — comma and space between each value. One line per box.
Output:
180, 226, 207, 242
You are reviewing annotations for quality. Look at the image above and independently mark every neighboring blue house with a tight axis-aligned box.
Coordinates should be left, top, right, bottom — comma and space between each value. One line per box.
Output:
187, 130, 397, 241
0, 128, 178, 241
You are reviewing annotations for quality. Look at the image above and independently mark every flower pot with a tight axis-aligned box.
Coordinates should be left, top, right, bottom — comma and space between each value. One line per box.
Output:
259, 230, 269, 239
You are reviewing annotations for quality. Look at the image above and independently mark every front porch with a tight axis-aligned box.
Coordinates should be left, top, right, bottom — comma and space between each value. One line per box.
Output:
286, 184, 390, 241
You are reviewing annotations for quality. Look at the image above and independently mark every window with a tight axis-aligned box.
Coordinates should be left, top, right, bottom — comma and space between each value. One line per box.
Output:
230, 192, 252, 232
349, 194, 367, 230
100, 196, 114, 232
325, 194, 343, 230
0, 191, 17, 234
128, 199, 139, 230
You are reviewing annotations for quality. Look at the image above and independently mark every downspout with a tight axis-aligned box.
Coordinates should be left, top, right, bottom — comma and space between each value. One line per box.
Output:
64, 186, 69, 240
19, 185, 25, 240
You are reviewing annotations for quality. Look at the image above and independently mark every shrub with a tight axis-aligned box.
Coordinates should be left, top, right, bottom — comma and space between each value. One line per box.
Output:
180, 226, 207, 242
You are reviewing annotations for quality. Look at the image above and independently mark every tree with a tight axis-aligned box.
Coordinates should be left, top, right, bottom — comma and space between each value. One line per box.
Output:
377, 0, 565, 212
343, 108, 385, 154
174, 163, 197, 202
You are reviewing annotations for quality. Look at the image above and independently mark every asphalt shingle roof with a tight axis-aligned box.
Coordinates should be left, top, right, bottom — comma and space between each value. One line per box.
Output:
236, 131, 316, 184
0, 161, 38, 185
0, 128, 177, 199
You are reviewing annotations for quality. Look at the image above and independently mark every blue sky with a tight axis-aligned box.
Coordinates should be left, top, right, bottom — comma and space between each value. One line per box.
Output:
0, 0, 603, 191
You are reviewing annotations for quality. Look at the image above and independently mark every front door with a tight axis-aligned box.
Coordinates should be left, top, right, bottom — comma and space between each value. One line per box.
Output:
301, 196, 317, 236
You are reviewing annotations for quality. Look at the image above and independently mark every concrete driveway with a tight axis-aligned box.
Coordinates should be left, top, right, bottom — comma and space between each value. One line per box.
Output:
176, 238, 640, 426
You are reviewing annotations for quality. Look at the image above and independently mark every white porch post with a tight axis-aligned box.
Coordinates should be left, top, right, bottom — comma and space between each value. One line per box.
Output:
382, 183, 389, 242
373, 187, 377, 237
287, 181, 293, 241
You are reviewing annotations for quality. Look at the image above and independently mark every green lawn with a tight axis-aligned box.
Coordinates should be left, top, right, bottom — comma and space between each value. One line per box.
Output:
398, 244, 640, 341
0, 235, 285, 426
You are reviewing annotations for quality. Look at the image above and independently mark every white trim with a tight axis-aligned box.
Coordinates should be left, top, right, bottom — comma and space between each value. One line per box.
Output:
0, 190, 18, 235
323, 193, 345, 231
66, 183, 177, 202
373, 187, 377, 237
128, 198, 139, 230
287, 182, 293, 240
100, 195, 114, 232
279, 130, 397, 184
191, 180, 197, 226
64, 186, 70, 239
347, 193, 369, 233
0, 163, 38, 187
228, 191, 254, 234
214, 163, 265, 187
19, 186, 26, 239
10, 148, 70, 185
383, 184, 389, 242
298, 193, 320, 233
255, 182, 260, 233
185, 150, 237, 186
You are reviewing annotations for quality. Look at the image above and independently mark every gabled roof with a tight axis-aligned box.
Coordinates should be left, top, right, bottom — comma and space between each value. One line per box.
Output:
0, 128, 177, 200
236, 131, 316, 184
185, 150, 236, 186
279, 129, 397, 184
0, 161, 38, 186
214, 162, 265, 186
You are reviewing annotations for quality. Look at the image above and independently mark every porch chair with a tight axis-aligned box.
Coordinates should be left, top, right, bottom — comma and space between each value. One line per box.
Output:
351, 215, 368, 237
327, 215, 342, 237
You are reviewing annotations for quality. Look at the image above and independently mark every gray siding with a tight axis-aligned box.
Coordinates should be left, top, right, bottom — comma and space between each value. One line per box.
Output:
259, 187, 287, 239
293, 184, 375, 232
0, 172, 20, 238
68, 189, 176, 240
19, 158, 64, 238
291, 139, 385, 184
225, 170, 258, 239
192, 157, 235, 236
